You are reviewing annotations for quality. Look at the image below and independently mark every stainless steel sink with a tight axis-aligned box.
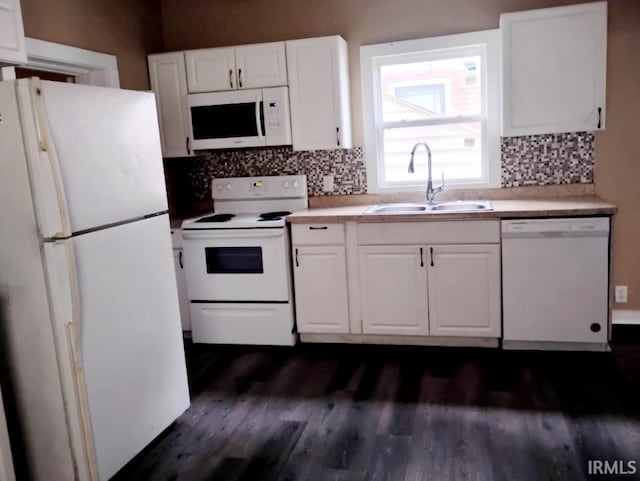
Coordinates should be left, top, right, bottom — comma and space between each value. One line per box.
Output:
364, 204, 428, 214
428, 200, 493, 212
364, 200, 492, 214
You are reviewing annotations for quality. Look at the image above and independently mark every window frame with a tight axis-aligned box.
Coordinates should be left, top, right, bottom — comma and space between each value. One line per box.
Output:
360, 29, 501, 193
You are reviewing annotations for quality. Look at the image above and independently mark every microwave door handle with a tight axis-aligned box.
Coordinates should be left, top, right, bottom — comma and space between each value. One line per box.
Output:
255, 97, 265, 142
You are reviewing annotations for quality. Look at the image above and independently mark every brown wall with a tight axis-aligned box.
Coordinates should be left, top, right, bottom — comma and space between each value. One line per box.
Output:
161, 0, 640, 311
20, 0, 164, 90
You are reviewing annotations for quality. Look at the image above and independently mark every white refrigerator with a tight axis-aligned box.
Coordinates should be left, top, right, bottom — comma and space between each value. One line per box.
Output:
0, 78, 190, 481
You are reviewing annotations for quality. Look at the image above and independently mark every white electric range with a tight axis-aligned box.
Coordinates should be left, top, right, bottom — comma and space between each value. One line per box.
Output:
181, 175, 308, 345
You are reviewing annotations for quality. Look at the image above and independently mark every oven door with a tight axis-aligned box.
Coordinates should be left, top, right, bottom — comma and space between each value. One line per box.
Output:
182, 228, 289, 302
187, 89, 266, 150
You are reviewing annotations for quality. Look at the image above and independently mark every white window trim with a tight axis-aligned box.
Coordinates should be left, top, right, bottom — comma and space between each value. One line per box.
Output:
1, 38, 119, 88
360, 29, 501, 193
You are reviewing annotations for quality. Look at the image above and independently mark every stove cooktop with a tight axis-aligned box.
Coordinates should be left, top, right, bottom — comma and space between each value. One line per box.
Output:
183, 212, 290, 229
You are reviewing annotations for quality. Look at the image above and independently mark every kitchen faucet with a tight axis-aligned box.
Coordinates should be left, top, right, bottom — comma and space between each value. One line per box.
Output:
408, 142, 445, 204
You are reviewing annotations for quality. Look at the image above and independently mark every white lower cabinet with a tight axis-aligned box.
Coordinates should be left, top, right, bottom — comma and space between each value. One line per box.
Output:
290, 220, 502, 343
359, 245, 429, 335
293, 245, 349, 334
172, 249, 191, 331
171, 229, 190, 331
427, 244, 501, 337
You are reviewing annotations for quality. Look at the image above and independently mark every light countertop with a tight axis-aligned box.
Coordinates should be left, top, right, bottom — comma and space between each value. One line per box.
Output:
286, 196, 617, 223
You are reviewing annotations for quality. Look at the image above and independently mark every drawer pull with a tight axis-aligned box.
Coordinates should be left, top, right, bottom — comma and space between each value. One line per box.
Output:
295, 248, 299, 267
179, 251, 184, 269
309, 226, 328, 230
430, 247, 434, 267
420, 247, 424, 267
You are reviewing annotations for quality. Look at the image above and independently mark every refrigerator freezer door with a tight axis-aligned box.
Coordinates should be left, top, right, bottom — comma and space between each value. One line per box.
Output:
70, 213, 189, 480
28, 79, 169, 236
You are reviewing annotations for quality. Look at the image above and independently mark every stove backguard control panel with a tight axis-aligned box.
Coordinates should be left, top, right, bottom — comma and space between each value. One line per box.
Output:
212, 175, 308, 201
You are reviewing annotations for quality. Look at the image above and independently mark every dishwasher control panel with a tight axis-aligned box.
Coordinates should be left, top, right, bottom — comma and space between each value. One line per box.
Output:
502, 217, 610, 237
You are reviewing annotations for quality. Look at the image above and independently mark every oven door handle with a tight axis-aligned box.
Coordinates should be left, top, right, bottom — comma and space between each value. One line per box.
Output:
182, 230, 285, 240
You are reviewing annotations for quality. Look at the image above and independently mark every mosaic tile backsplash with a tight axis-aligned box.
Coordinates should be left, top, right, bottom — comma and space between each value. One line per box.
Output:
184, 146, 366, 200
501, 132, 594, 187
171, 132, 594, 200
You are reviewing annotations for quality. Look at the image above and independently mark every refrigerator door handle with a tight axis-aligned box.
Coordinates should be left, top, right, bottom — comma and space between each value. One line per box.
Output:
42, 241, 98, 480
20, 79, 72, 238
32, 84, 49, 152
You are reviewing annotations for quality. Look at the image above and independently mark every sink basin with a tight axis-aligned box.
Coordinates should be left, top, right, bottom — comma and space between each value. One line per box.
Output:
364, 204, 428, 214
428, 201, 493, 212
365, 200, 492, 214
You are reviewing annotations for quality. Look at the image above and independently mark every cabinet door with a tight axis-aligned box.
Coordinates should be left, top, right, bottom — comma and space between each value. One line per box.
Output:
235, 42, 287, 89
0, 0, 26, 65
286, 36, 352, 150
359, 245, 428, 335
173, 249, 191, 331
148, 52, 193, 158
427, 245, 500, 338
185, 47, 236, 93
293, 246, 349, 334
500, 2, 607, 136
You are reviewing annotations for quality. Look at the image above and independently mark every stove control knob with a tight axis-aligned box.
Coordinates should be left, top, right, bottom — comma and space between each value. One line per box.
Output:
215, 183, 224, 191
293, 181, 299, 189
283, 181, 290, 189
225, 183, 232, 191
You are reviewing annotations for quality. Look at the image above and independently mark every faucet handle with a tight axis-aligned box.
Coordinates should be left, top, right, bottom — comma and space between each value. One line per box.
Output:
434, 173, 445, 193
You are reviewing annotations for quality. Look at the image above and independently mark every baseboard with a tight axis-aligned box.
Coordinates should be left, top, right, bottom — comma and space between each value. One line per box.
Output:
612, 310, 640, 325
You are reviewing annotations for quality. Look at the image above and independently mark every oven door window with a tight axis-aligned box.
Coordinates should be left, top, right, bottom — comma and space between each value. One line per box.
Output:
205, 247, 264, 274
191, 102, 264, 139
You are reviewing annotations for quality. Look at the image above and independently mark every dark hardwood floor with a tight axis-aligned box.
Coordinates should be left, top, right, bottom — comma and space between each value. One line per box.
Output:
112, 338, 640, 481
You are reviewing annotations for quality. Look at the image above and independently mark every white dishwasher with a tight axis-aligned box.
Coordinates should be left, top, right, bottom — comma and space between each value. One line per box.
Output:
502, 217, 610, 350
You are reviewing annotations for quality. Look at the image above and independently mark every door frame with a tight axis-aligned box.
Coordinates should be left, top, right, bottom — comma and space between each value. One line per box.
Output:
1, 38, 119, 88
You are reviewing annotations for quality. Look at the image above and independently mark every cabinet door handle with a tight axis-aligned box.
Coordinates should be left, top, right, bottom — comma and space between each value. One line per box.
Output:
430, 247, 434, 267
420, 247, 424, 267
309, 226, 328, 230
336, 126, 340, 147
229, 69, 233, 89
238, 68, 243, 88
179, 251, 184, 269
597, 107, 602, 129
186, 137, 191, 155
295, 248, 299, 267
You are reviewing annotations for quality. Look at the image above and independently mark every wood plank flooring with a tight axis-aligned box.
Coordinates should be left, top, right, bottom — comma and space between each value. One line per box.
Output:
111, 341, 640, 481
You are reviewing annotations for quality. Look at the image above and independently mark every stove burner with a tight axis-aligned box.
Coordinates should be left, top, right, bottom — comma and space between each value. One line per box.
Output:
195, 213, 235, 223
260, 211, 292, 221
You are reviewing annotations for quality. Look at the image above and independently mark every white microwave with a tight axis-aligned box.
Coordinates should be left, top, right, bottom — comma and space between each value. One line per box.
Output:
187, 87, 292, 150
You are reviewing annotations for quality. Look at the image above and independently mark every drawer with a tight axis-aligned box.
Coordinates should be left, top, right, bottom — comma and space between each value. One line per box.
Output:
357, 221, 500, 245
291, 223, 345, 245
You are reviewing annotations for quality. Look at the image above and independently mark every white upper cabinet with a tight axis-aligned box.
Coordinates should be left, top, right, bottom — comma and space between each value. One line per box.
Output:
286, 35, 352, 150
185, 47, 236, 93
0, 0, 26, 65
148, 52, 193, 158
500, 2, 607, 136
185, 43, 286, 93
235, 42, 287, 89
427, 245, 501, 338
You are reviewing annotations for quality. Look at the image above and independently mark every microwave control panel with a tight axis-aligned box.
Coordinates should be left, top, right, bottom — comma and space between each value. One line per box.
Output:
263, 87, 292, 146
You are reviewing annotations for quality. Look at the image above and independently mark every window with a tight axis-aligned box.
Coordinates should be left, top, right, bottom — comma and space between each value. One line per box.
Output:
360, 30, 500, 192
